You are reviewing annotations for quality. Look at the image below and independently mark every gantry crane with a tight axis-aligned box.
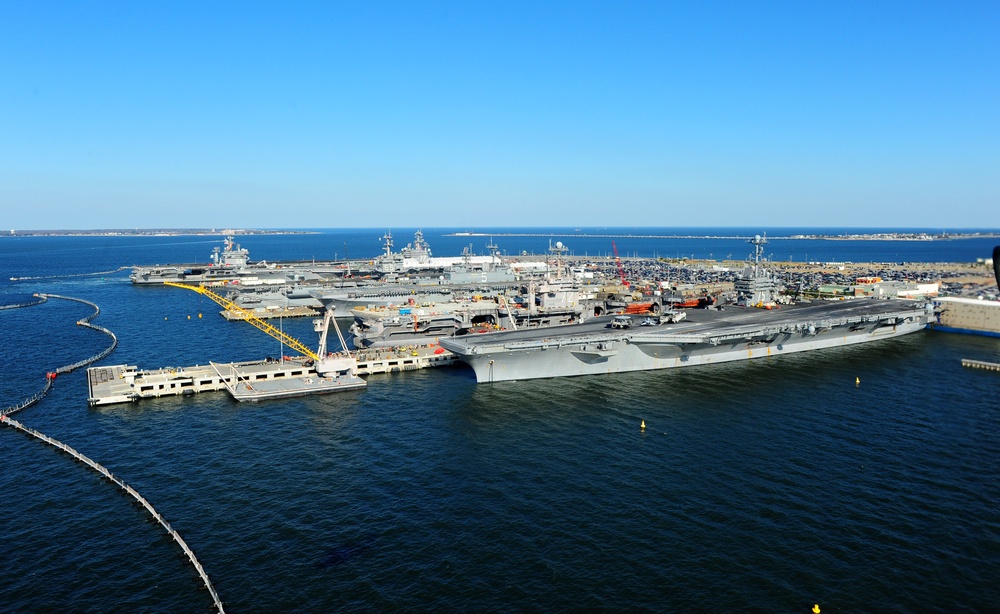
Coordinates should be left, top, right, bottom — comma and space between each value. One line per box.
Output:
163, 282, 357, 376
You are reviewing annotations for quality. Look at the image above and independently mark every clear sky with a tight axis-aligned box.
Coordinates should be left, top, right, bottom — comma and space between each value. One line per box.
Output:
2, 1, 998, 230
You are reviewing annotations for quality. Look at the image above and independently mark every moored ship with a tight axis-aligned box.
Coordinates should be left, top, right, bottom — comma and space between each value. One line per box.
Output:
130, 233, 345, 285
439, 298, 931, 383
346, 278, 612, 348
439, 236, 932, 383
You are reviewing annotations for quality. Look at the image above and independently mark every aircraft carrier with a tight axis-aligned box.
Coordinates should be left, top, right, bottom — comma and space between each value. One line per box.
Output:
439, 235, 933, 383
130, 233, 346, 285
439, 298, 932, 383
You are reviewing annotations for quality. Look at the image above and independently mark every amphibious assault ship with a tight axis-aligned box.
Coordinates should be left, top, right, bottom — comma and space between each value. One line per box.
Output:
439, 236, 932, 383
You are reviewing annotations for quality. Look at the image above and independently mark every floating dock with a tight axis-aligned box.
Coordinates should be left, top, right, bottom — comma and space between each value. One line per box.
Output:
211, 360, 366, 401
87, 346, 456, 406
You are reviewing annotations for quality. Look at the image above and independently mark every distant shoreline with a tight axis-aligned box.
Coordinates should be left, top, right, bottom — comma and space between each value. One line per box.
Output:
445, 231, 1000, 241
3, 229, 998, 241
1, 229, 318, 237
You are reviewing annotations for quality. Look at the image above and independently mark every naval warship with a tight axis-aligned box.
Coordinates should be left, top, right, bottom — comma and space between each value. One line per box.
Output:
130, 233, 345, 285
439, 236, 933, 383
346, 277, 616, 348
221, 231, 527, 314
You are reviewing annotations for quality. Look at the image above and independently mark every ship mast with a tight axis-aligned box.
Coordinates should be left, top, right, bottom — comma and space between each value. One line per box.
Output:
749, 233, 768, 276
381, 231, 394, 259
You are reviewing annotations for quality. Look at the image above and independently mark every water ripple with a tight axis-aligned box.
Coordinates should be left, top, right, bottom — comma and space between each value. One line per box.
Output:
2, 241, 999, 612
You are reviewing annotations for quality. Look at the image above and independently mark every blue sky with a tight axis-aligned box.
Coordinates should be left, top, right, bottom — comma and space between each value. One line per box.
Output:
2, 1, 998, 229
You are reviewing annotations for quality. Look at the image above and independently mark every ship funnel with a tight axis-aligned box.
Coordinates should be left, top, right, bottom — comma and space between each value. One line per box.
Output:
993, 245, 1000, 291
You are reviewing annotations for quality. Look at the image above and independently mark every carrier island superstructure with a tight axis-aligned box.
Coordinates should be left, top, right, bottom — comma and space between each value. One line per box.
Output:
440, 236, 933, 383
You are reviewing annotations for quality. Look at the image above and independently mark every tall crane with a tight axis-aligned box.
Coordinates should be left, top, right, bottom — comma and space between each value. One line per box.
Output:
611, 240, 629, 287
163, 282, 357, 376
165, 282, 319, 359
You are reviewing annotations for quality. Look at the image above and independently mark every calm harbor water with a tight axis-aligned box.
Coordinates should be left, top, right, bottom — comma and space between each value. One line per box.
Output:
1, 230, 999, 612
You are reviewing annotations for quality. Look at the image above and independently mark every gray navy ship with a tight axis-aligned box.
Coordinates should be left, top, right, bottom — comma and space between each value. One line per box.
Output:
130, 233, 345, 285
440, 235, 933, 383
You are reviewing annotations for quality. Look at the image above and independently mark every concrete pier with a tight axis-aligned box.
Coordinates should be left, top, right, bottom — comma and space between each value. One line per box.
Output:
87, 345, 456, 406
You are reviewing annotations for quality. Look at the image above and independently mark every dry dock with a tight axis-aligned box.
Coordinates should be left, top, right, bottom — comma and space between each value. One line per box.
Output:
87, 345, 456, 406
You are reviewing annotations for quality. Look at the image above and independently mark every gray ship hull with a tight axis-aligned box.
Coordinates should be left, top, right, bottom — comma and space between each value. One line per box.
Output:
314, 282, 522, 315
439, 299, 931, 383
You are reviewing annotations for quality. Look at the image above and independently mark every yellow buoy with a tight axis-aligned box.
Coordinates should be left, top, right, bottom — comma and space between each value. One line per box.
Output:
187, 315, 190, 320
856, 377, 860, 385
812, 604, 821, 614
640, 420, 646, 430
198, 313, 202, 318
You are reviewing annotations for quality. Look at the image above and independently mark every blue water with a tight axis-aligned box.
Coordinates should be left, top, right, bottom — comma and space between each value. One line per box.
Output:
1, 230, 999, 612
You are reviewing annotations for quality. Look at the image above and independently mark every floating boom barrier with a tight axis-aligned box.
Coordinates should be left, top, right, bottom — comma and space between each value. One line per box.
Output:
0, 294, 48, 310
9, 265, 131, 281
0, 293, 226, 612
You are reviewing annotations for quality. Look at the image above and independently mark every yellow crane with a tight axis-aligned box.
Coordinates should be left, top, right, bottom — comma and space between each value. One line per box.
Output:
164, 282, 319, 361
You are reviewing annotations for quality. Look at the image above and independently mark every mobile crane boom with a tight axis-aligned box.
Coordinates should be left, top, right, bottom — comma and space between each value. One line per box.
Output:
164, 282, 319, 361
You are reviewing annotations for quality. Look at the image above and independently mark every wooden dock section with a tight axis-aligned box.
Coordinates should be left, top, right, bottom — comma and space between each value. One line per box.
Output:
962, 358, 1000, 372
87, 345, 456, 406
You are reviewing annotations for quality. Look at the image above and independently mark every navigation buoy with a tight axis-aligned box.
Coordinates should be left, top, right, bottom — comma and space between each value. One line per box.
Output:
856, 377, 860, 386
187, 315, 190, 320
812, 604, 821, 614
164, 317, 167, 320
198, 313, 202, 319
641, 420, 646, 430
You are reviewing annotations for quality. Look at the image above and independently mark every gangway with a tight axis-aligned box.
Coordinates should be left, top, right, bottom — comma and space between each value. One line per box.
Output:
164, 282, 356, 377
